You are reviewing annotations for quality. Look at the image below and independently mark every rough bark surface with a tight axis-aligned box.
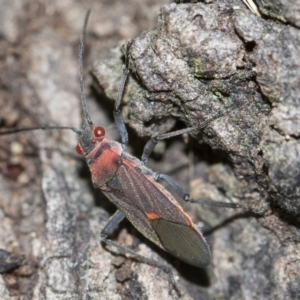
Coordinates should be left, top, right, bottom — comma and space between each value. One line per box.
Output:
0, 0, 299, 300
92, 1, 300, 299
254, 0, 300, 27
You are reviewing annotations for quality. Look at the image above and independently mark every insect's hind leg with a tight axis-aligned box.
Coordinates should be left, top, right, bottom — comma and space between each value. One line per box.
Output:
100, 210, 181, 297
155, 173, 252, 211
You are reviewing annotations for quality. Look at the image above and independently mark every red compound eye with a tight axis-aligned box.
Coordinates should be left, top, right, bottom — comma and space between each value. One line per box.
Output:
94, 126, 105, 138
76, 144, 84, 155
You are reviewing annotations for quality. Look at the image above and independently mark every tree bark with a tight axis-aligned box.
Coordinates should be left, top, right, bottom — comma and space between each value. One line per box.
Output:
0, 0, 299, 299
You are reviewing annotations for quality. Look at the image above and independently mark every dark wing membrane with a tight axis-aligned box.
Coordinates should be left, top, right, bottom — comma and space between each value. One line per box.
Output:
150, 219, 211, 267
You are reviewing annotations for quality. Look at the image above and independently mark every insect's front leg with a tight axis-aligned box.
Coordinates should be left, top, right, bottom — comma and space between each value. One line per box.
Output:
114, 68, 130, 147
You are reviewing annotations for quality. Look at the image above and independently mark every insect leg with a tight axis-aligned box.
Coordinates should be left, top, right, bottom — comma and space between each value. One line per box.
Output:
141, 112, 223, 165
101, 210, 125, 237
141, 127, 198, 165
114, 68, 130, 146
155, 173, 251, 211
100, 210, 181, 297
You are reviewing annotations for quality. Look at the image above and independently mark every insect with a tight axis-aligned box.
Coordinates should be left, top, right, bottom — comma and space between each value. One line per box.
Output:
0, 10, 250, 296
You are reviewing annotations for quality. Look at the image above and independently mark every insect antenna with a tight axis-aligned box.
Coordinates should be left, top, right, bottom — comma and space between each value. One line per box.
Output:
0, 11, 94, 137
78, 9, 93, 127
0, 126, 81, 136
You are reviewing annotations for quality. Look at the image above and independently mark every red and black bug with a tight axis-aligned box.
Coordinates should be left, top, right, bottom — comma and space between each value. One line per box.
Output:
0, 10, 251, 295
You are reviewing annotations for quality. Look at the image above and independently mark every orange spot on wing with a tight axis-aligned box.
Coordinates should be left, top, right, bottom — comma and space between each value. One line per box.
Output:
146, 212, 160, 220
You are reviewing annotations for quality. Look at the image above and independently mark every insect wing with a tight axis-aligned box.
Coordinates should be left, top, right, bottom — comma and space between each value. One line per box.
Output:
102, 155, 211, 267
150, 218, 211, 267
